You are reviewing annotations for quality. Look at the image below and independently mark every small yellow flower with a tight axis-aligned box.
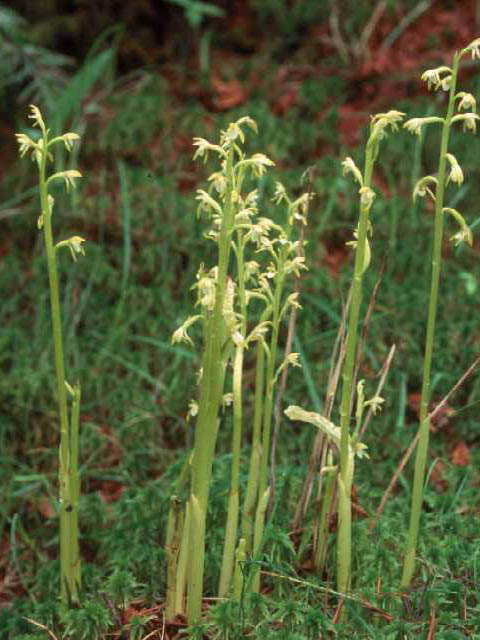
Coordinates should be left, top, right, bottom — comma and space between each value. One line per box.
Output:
341, 156, 363, 186
445, 153, 464, 185
457, 92, 476, 112
28, 104, 46, 134
15, 133, 37, 157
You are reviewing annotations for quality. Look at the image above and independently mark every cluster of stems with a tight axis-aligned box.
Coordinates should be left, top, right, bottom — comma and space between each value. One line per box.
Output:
170, 118, 308, 622
16, 106, 84, 606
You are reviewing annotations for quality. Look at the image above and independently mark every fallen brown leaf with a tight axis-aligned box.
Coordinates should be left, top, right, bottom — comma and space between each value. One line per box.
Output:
430, 459, 449, 493
211, 76, 249, 111
451, 441, 470, 466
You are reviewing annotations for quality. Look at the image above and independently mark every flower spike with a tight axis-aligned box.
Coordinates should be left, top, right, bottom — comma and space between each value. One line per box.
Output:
28, 104, 47, 135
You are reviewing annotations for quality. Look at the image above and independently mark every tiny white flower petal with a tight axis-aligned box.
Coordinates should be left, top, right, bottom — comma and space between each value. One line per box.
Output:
15, 133, 37, 157
457, 92, 476, 113
412, 175, 438, 202
341, 157, 363, 187
462, 37, 480, 60
28, 104, 46, 133
445, 153, 464, 185
421, 66, 452, 91
359, 186, 375, 209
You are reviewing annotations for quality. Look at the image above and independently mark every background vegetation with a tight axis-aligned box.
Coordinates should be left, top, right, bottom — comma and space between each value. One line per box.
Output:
0, 1, 479, 638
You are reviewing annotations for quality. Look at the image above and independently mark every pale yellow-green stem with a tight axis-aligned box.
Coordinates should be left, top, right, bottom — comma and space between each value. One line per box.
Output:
241, 326, 266, 550
39, 134, 80, 605
314, 454, 336, 574
337, 144, 374, 596
402, 51, 460, 588
69, 383, 81, 590
175, 500, 191, 616
250, 487, 270, 593
187, 147, 236, 622
219, 221, 249, 597
165, 497, 183, 619
233, 537, 247, 600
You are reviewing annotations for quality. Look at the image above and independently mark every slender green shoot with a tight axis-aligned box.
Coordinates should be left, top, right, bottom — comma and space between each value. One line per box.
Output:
250, 186, 310, 592
314, 451, 336, 574
401, 40, 477, 587
171, 118, 275, 622
336, 110, 404, 595
15, 105, 84, 606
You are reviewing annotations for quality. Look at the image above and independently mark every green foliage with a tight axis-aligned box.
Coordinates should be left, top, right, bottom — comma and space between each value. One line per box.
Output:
0, 4, 71, 109
98, 74, 167, 156
106, 568, 137, 608
1, 10, 480, 640
62, 600, 112, 640
165, 0, 225, 30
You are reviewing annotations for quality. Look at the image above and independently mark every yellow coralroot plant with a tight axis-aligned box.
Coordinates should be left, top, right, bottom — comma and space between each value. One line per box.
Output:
168, 117, 308, 622
286, 110, 404, 599
401, 40, 477, 588
15, 106, 84, 606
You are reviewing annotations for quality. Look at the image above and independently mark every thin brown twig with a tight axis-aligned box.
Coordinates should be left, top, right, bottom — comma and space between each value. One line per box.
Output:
427, 603, 437, 640
370, 354, 480, 532
329, 2, 350, 63
24, 618, 59, 640
356, 0, 387, 61
379, 0, 434, 52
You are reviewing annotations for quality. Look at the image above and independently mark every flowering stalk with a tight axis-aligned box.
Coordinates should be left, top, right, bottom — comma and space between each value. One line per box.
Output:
186, 143, 235, 622
250, 186, 309, 593
172, 118, 275, 622
401, 42, 477, 587
218, 196, 252, 597
219, 185, 270, 597
16, 106, 84, 606
241, 332, 266, 551
337, 110, 404, 595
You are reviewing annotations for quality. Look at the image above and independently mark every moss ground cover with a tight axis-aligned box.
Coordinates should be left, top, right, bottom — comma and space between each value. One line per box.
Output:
1, 3, 480, 639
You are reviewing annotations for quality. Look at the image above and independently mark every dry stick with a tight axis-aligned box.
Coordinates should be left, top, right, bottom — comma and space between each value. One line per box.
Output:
379, 0, 434, 52
370, 354, 480, 532
329, 2, 350, 63
359, 343, 396, 442
292, 286, 351, 530
24, 619, 60, 640
269, 166, 315, 512
427, 604, 437, 640
355, 0, 387, 61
